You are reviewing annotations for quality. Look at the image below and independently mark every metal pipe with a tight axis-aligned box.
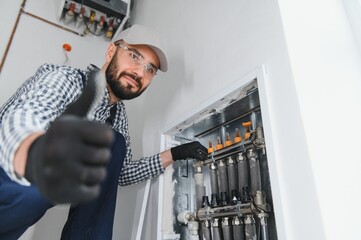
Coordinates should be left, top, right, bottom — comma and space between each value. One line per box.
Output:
196, 203, 255, 221
211, 218, 223, 240
221, 217, 233, 240
244, 215, 257, 240
236, 152, 249, 200
226, 156, 237, 200
259, 212, 269, 240
232, 216, 245, 240
254, 127, 266, 155
22, 9, 84, 37
248, 149, 262, 193
202, 139, 254, 165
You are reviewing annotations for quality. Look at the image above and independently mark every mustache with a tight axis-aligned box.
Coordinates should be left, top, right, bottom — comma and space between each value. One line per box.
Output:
119, 72, 142, 86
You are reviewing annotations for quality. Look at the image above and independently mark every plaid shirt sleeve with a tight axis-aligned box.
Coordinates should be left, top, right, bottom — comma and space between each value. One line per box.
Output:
0, 64, 83, 185
111, 102, 165, 186
118, 153, 165, 186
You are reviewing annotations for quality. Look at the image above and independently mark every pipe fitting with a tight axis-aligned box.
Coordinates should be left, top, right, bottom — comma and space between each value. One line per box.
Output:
254, 191, 266, 206
177, 211, 195, 225
236, 152, 245, 162
226, 156, 234, 165
258, 212, 269, 226
212, 218, 221, 227
221, 217, 230, 226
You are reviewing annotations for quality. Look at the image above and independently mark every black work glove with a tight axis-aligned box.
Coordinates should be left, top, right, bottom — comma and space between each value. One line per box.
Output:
25, 69, 114, 204
170, 141, 208, 161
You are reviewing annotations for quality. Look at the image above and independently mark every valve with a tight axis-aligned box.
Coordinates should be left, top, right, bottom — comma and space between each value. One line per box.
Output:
234, 128, 242, 143
208, 140, 214, 154
216, 136, 223, 151
242, 121, 252, 140
224, 132, 233, 147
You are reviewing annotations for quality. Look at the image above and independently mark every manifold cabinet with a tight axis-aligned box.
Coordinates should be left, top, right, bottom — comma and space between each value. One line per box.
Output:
159, 67, 278, 240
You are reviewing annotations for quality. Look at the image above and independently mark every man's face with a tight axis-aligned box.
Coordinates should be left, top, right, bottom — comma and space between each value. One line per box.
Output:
105, 43, 160, 100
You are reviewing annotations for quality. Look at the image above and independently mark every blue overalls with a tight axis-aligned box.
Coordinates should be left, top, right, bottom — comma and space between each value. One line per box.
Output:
0, 130, 126, 240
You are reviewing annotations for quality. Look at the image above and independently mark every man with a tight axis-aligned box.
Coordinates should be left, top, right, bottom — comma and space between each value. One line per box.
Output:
0, 24, 208, 239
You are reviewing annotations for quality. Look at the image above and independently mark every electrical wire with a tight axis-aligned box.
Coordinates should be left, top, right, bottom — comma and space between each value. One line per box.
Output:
83, 17, 106, 37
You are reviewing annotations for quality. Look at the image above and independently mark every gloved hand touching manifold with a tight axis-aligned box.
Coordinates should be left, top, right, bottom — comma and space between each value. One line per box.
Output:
25, 69, 114, 204
171, 141, 208, 161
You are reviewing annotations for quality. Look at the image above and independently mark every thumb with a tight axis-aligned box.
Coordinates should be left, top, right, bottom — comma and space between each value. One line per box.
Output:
63, 69, 105, 118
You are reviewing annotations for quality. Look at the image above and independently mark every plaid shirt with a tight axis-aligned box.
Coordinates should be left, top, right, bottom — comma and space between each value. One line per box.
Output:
0, 63, 164, 186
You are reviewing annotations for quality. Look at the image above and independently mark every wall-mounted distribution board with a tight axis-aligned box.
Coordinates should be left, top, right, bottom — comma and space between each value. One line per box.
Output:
58, 0, 130, 40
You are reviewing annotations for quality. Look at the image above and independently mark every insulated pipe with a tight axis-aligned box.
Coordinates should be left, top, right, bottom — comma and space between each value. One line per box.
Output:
176, 211, 200, 240
248, 149, 262, 193
211, 218, 223, 240
221, 217, 233, 240
196, 185, 206, 210
226, 156, 237, 201
232, 216, 245, 240
210, 162, 220, 206
236, 153, 249, 200
188, 220, 199, 240
244, 215, 257, 240
194, 166, 206, 210
218, 160, 228, 196
200, 220, 212, 240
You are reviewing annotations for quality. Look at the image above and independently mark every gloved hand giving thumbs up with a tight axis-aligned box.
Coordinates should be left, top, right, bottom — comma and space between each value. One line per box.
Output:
25, 69, 114, 204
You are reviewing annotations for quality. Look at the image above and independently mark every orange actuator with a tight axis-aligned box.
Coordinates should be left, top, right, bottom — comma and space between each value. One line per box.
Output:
234, 128, 242, 143
224, 132, 232, 147
242, 121, 252, 140
216, 137, 223, 151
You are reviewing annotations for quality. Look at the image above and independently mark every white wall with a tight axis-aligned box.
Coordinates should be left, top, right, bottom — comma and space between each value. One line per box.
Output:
125, 0, 361, 240
277, 0, 361, 239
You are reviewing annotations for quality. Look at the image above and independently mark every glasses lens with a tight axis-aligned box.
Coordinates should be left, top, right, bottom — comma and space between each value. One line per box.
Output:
118, 44, 158, 78
145, 64, 157, 76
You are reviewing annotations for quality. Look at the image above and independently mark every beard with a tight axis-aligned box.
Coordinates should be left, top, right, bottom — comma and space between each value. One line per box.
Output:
105, 53, 147, 100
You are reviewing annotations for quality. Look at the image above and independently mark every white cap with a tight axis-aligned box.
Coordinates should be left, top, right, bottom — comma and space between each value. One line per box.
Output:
114, 24, 168, 72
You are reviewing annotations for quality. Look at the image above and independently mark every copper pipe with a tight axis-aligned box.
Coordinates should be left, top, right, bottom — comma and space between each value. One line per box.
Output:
0, 0, 26, 73
0, 1, 83, 73
21, 9, 84, 37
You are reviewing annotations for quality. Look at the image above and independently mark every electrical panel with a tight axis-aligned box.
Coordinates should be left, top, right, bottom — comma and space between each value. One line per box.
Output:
58, 0, 130, 40
161, 72, 278, 240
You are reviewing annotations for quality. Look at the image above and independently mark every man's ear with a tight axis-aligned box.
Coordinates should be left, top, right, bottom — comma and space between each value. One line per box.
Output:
105, 43, 117, 63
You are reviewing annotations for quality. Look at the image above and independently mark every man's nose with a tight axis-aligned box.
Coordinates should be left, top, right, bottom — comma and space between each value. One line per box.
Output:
132, 64, 145, 77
